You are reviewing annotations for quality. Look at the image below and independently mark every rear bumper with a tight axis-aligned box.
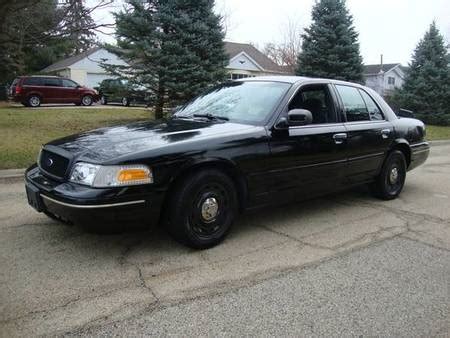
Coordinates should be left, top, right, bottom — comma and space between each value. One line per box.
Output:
25, 164, 165, 226
408, 141, 430, 171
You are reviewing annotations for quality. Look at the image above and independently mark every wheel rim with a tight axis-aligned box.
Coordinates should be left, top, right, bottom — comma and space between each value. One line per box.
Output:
122, 98, 128, 106
82, 96, 92, 105
30, 96, 40, 107
385, 161, 404, 194
188, 183, 229, 238
101, 96, 106, 104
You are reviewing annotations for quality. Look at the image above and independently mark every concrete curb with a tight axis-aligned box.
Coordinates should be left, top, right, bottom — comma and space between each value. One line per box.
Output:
0, 169, 25, 181
429, 140, 450, 146
0, 140, 449, 181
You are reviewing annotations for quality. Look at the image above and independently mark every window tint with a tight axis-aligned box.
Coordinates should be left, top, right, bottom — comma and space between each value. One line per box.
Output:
289, 85, 337, 124
62, 79, 78, 88
335, 85, 370, 122
359, 89, 384, 121
43, 78, 61, 87
23, 77, 43, 86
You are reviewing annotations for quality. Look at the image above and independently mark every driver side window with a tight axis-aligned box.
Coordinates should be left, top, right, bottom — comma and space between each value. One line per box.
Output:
288, 85, 337, 124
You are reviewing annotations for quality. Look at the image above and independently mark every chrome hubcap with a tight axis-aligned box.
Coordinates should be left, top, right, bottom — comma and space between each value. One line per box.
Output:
201, 197, 219, 222
30, 97, 39, 106
83, 96, 91, 105
389, 167, 399, 184
122, 98, 128, 105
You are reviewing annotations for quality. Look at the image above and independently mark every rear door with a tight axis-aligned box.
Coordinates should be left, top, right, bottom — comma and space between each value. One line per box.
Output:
334, 84, 394, 184
267, 82, 348, 198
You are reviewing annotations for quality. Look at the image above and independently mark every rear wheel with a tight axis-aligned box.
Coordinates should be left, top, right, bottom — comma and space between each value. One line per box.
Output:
81, 95, 93, 106
371, 150, 406, 200
165, 170, 238, 249
27, 95, 41, 107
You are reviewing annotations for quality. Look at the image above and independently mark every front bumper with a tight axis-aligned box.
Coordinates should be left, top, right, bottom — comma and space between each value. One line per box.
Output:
25, 164, 165, 226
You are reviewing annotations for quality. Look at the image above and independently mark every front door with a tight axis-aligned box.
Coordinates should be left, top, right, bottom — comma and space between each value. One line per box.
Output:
61, 78, 80, 103
334, 84, 394, 184
267, 83, 348, 200
41, 77, 64, 103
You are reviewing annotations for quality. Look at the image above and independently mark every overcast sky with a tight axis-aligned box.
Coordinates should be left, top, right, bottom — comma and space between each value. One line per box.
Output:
94, 0, 450, 66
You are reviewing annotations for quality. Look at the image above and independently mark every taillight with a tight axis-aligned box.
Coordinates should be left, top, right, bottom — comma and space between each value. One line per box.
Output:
15, 86, 22, 94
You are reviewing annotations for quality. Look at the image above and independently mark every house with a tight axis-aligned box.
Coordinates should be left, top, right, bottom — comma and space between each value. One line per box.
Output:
363, 62, 407, 97
40, 42, 287, 87
40, 47, 128, 88
224, 41, 289, 79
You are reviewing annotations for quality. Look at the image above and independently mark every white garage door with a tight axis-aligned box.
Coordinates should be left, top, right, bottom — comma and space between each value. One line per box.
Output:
86, 73, 115, 89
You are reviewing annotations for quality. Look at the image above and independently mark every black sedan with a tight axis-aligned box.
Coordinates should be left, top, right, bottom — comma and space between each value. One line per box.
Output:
25, 76, 430, 249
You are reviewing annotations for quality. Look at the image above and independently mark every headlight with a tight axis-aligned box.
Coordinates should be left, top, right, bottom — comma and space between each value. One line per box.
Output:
69, 163, 153, 187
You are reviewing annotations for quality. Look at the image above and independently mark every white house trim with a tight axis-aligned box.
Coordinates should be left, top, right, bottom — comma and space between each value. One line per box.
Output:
228, 51, 265, 72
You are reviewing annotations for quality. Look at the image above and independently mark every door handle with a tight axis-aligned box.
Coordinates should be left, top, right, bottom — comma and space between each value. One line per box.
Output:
333, 133, 347, 144
381, 129, 391, 139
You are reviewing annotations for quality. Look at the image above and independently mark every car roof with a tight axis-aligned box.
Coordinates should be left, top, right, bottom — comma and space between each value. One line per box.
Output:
241, 75, 365, 88
19, 75, 62, 78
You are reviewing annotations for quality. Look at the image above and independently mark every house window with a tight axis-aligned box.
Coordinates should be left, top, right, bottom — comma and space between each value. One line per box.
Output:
231, 73, 252, 80
388, 77, 395, 85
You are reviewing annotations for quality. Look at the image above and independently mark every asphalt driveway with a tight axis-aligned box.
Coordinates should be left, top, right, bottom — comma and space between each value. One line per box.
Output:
1, 144, 449, 336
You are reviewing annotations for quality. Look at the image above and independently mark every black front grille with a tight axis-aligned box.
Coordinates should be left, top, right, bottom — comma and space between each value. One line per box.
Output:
39, 149, 70, 179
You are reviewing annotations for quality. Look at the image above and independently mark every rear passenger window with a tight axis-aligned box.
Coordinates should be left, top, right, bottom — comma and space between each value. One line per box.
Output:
358, 90, 384, 120
23, 77, 43, 86
43, 78, 61, 87
335, 85, 370, 122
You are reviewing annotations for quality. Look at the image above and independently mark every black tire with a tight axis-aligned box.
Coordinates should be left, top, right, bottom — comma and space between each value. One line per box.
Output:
122, 97, 130, 107
27, 95, 41, 107
165, 169, 238, 249
81, 95, 93, 106
371, 150, 406, 200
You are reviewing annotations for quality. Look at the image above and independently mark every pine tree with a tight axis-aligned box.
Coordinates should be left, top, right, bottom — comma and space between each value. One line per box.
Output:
392, 22, 450, 116
106, 0, 228, 119
296, 0, 363, 82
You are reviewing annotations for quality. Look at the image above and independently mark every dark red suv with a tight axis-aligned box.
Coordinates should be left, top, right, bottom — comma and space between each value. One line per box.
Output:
9, 76, 99, 107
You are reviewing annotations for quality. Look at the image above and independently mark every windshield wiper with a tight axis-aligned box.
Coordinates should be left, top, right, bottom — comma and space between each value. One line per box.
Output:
193, 113, 229, 121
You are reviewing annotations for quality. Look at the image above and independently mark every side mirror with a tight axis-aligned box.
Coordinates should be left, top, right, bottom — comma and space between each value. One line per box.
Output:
397, 108, 414, 118
288, 109, 313, 126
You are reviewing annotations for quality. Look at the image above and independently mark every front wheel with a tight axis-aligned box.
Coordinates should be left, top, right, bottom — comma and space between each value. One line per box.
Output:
100, 96, 107, 105
371, 150, 406, 200
165, 170, 238, 249
81, 95, 93, 106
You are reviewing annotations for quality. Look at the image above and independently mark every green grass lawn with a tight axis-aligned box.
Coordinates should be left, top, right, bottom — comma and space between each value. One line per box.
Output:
0, 105, 152, 169
425, 125, 450, 141
0, 103, 449, 169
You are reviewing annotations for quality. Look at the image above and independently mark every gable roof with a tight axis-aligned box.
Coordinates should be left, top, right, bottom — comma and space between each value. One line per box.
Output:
224, 41, 287, 73
41, 46, 102, 73
363, 63, 401, 76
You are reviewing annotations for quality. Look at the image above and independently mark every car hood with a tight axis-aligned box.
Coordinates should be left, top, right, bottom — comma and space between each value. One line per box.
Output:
45, 118, 258, 162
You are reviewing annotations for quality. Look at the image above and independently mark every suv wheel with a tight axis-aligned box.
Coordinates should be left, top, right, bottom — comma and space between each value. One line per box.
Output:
165, 170, 238, 249
122, 97, 130, 107
81, 95, 93, 106
27, 95, 41, 107
371, 150, 406, 200
100, 96, 107, 105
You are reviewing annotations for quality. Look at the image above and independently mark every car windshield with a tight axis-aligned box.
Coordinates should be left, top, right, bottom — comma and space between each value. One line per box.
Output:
174, 81, 291, 124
